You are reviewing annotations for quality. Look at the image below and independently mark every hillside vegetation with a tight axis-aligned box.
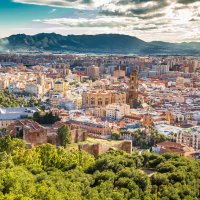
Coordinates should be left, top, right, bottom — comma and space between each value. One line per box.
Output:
0, 136, 199, 200
5, 33, 200, 55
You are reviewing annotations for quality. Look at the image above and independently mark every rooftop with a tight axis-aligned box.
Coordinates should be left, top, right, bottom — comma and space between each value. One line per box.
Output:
0, 107, 39, 120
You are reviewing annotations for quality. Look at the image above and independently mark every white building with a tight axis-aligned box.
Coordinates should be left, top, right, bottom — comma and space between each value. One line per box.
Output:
106, 103, 130, 120
152, 63, 170, 75
25, 83, 43, 98
175, 127, 200, 150
0, 107, 38, 129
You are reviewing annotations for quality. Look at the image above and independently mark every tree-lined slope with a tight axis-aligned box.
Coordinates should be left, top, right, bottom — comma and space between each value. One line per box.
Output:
0, 136, 199, 199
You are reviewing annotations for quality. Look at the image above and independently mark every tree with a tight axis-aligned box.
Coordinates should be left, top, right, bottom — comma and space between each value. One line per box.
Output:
33, 112, 60, 125
111, 132, 120, 140
0, 90, 27, 107
57, 125, 71, 148
151, 130, 167, 146
0, 128, 7, 137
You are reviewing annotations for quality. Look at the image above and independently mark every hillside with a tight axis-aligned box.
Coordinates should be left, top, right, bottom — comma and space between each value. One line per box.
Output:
1, 33, 200, 55
0, 136, 199, 199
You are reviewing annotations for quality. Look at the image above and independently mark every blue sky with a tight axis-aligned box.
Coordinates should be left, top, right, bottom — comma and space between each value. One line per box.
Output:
0, 0, 80, 37
1, 0, 200, 42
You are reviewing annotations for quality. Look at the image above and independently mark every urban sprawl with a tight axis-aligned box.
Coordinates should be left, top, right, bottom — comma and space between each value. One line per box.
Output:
0, 53, 200, 158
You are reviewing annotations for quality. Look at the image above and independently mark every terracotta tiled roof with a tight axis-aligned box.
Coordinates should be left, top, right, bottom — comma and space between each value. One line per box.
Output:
124, 115, 142, 120
7, 119, 45, 136
157, 141, 195, 154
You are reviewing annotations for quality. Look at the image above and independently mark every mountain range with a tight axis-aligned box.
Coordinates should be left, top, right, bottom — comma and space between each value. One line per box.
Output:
1, 33, 200, 55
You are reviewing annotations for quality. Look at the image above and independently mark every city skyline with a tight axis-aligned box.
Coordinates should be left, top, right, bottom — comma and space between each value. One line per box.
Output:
1, 0, 200, 42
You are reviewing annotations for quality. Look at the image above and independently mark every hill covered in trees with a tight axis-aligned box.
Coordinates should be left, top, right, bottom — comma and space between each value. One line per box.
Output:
0, 136, 199, 199
3, 33, 200, 55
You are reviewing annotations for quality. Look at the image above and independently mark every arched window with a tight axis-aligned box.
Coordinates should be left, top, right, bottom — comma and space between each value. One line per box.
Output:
91, 97, 95, 105
98, 98, 102, 106
105, 98, 109, 105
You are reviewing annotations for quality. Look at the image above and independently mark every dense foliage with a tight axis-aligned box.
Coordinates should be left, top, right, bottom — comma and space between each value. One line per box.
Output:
0, 90, 43, 109
0, 90, 27, 107
0, 136, 199, 200
57, 125, 71, 147
121, 129, 167, 149
33, 111, 60, 124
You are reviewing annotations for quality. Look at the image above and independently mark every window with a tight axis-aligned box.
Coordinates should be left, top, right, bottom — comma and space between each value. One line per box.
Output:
98, 98, 102, 106
91, 97, 95, 105
105, 98, 109, 105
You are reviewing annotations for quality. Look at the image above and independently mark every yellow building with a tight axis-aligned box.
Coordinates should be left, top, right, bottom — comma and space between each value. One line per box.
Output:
176, 77, 185, 88
73, 97, 82, 109
54, 80, 69, 94
0, 79, 9, 89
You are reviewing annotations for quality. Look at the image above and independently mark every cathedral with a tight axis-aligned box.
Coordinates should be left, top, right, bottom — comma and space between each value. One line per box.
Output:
127, 69, 139, 108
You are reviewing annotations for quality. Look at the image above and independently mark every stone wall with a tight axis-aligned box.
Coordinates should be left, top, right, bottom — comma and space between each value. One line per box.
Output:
115, 141, 133, 154
79, 140, 132, 157
70, 128, 87, 144
24, 129, 48, 146
47, 127, 87, 146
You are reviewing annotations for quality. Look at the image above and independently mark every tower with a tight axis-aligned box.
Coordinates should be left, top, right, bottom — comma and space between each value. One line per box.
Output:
127, 69, 139, 108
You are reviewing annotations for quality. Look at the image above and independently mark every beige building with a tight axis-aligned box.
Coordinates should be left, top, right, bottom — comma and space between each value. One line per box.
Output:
45, 78, 54, 92
176, 77, 185, 88
106, 103, 130, 120
82, 90, 126, 108
85, 65, 99, 78
73, 96, 82, 109
0, 78, 9, 89
86, 107, 106, 118
0, 120, 14, 129
175, 128, 200, 150
113, 70, 125, 79
25, 83, 43, 98
54, 80, 69, 94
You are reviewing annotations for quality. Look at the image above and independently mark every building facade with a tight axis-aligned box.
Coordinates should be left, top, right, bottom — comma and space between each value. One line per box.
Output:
175, 128, 200, 150
85, 65, 99, 78
82, 90, 126, 108
106, 103, 130, 120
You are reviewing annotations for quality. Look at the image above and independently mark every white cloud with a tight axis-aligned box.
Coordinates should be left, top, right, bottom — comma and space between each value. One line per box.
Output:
13, 0, 112, 9
49, 8, 57, 13
0, 39, 9, 52
33, 17, 134, 28
12, 0, 200, 42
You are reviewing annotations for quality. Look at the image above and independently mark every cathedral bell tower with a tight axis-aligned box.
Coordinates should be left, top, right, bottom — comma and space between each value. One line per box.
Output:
127, 69, 139, 108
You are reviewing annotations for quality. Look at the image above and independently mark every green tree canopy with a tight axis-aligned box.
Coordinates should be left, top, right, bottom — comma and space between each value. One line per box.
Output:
57, 125, 71, 148
0, 137, 199, 200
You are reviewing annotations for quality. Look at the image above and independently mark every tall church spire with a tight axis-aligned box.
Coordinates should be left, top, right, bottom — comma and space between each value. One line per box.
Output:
127, 69, 139, 108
